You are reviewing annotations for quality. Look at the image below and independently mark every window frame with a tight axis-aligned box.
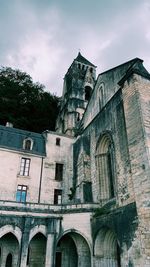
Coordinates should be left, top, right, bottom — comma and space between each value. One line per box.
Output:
23, 138, 33, 150
16, 185, 27, 202
54, 189, 62, 204
19, 157, 31, 176
95, 133, 115, 202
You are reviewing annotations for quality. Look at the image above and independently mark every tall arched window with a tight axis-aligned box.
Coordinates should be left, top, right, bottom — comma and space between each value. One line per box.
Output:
95, 134, 115, 203
5, 253, 12, 267
97, 83, 105, 110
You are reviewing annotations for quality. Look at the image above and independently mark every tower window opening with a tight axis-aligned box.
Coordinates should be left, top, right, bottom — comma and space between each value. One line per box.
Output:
85, 86, 92, 101
78, 63, 81, 69
77, 112, 80, 122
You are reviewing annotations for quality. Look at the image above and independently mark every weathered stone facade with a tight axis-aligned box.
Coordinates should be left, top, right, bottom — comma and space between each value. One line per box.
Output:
0, 53, 150, 266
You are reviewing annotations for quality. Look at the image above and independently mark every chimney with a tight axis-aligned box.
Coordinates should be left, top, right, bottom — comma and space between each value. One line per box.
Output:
6, 122, 13, 128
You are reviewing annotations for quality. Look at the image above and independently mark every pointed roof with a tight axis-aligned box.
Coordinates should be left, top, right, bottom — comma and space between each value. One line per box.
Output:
75, 52, 96, 67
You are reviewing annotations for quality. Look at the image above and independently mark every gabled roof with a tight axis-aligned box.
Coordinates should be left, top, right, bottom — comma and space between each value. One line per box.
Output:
0, 125, 45, 156
99, 57, 144, 76
118, 58, 150, 85
75, 52, 96, 67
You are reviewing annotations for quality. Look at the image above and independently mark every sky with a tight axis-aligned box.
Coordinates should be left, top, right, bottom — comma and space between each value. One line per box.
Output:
0, 0, 150, 96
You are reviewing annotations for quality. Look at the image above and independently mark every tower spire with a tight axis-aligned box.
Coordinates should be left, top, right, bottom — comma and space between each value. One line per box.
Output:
55, 53, 96, 136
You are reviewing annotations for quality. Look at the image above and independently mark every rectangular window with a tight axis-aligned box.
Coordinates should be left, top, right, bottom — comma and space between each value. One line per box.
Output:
16, 185, 27, 202
55, 163, 63, 181
20, 158, 30, 176
56, 138, 60, 146
54, 189, 62, 204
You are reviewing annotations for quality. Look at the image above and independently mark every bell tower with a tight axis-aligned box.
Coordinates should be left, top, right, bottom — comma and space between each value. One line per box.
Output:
56, 52, 96, 136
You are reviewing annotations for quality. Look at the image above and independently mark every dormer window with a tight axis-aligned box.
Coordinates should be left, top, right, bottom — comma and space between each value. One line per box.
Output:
25, 140, 31, 150
23, 138, 33, 150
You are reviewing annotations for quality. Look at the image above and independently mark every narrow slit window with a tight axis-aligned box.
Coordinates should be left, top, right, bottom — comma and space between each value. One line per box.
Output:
55, 163, 63, 181
56, 138, 61, 146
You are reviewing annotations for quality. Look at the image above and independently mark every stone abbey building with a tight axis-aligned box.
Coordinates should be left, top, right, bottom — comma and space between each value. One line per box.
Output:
0, 52, 150, 267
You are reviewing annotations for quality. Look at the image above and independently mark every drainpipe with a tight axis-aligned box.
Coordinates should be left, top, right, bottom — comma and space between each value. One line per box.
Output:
38, 157, 44, 203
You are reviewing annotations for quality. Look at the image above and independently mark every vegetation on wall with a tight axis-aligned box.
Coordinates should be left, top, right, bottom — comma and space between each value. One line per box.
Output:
0, 67, 60, 133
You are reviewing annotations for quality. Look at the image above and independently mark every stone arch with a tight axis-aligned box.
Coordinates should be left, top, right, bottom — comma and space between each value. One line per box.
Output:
0, 233, 19, 267
95, 132, 116, 203
0, 225, 22, 244
94, 227, 121, 267
28, 232, 47, 267
29, 225, 47, 242
58, 229, 92, 253
55, 229, 91, 267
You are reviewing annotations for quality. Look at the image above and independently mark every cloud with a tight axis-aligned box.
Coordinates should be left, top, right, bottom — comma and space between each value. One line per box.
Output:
0, 0, 150, 95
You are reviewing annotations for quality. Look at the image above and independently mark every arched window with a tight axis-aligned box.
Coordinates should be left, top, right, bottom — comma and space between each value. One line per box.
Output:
94, 228, 121, 267
5, 253, 12, 267
23, 138, 33, 150
95, 134, 115, 203
25, 139, 31, 150
98, 83, 105, 110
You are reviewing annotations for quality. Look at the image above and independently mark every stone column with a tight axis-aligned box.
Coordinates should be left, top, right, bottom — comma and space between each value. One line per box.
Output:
45, 218, 60, 267
19, 217, 31, 267
45, 233, 55, 267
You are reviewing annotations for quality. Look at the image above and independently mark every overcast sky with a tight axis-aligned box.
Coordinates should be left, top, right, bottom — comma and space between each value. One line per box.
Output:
0, 0, 150, 96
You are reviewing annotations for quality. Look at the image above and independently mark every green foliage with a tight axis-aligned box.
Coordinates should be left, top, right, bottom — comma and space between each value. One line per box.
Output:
0, 67, 60, 132
68, 187, 76, 200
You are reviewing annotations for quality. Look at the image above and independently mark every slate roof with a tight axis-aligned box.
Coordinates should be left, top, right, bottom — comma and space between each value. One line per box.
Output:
75, 52, 96, 67
0, 125, 46, 156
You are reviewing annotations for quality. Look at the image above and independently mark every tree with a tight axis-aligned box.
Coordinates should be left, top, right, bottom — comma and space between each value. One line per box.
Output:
0, 67, 60, 133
